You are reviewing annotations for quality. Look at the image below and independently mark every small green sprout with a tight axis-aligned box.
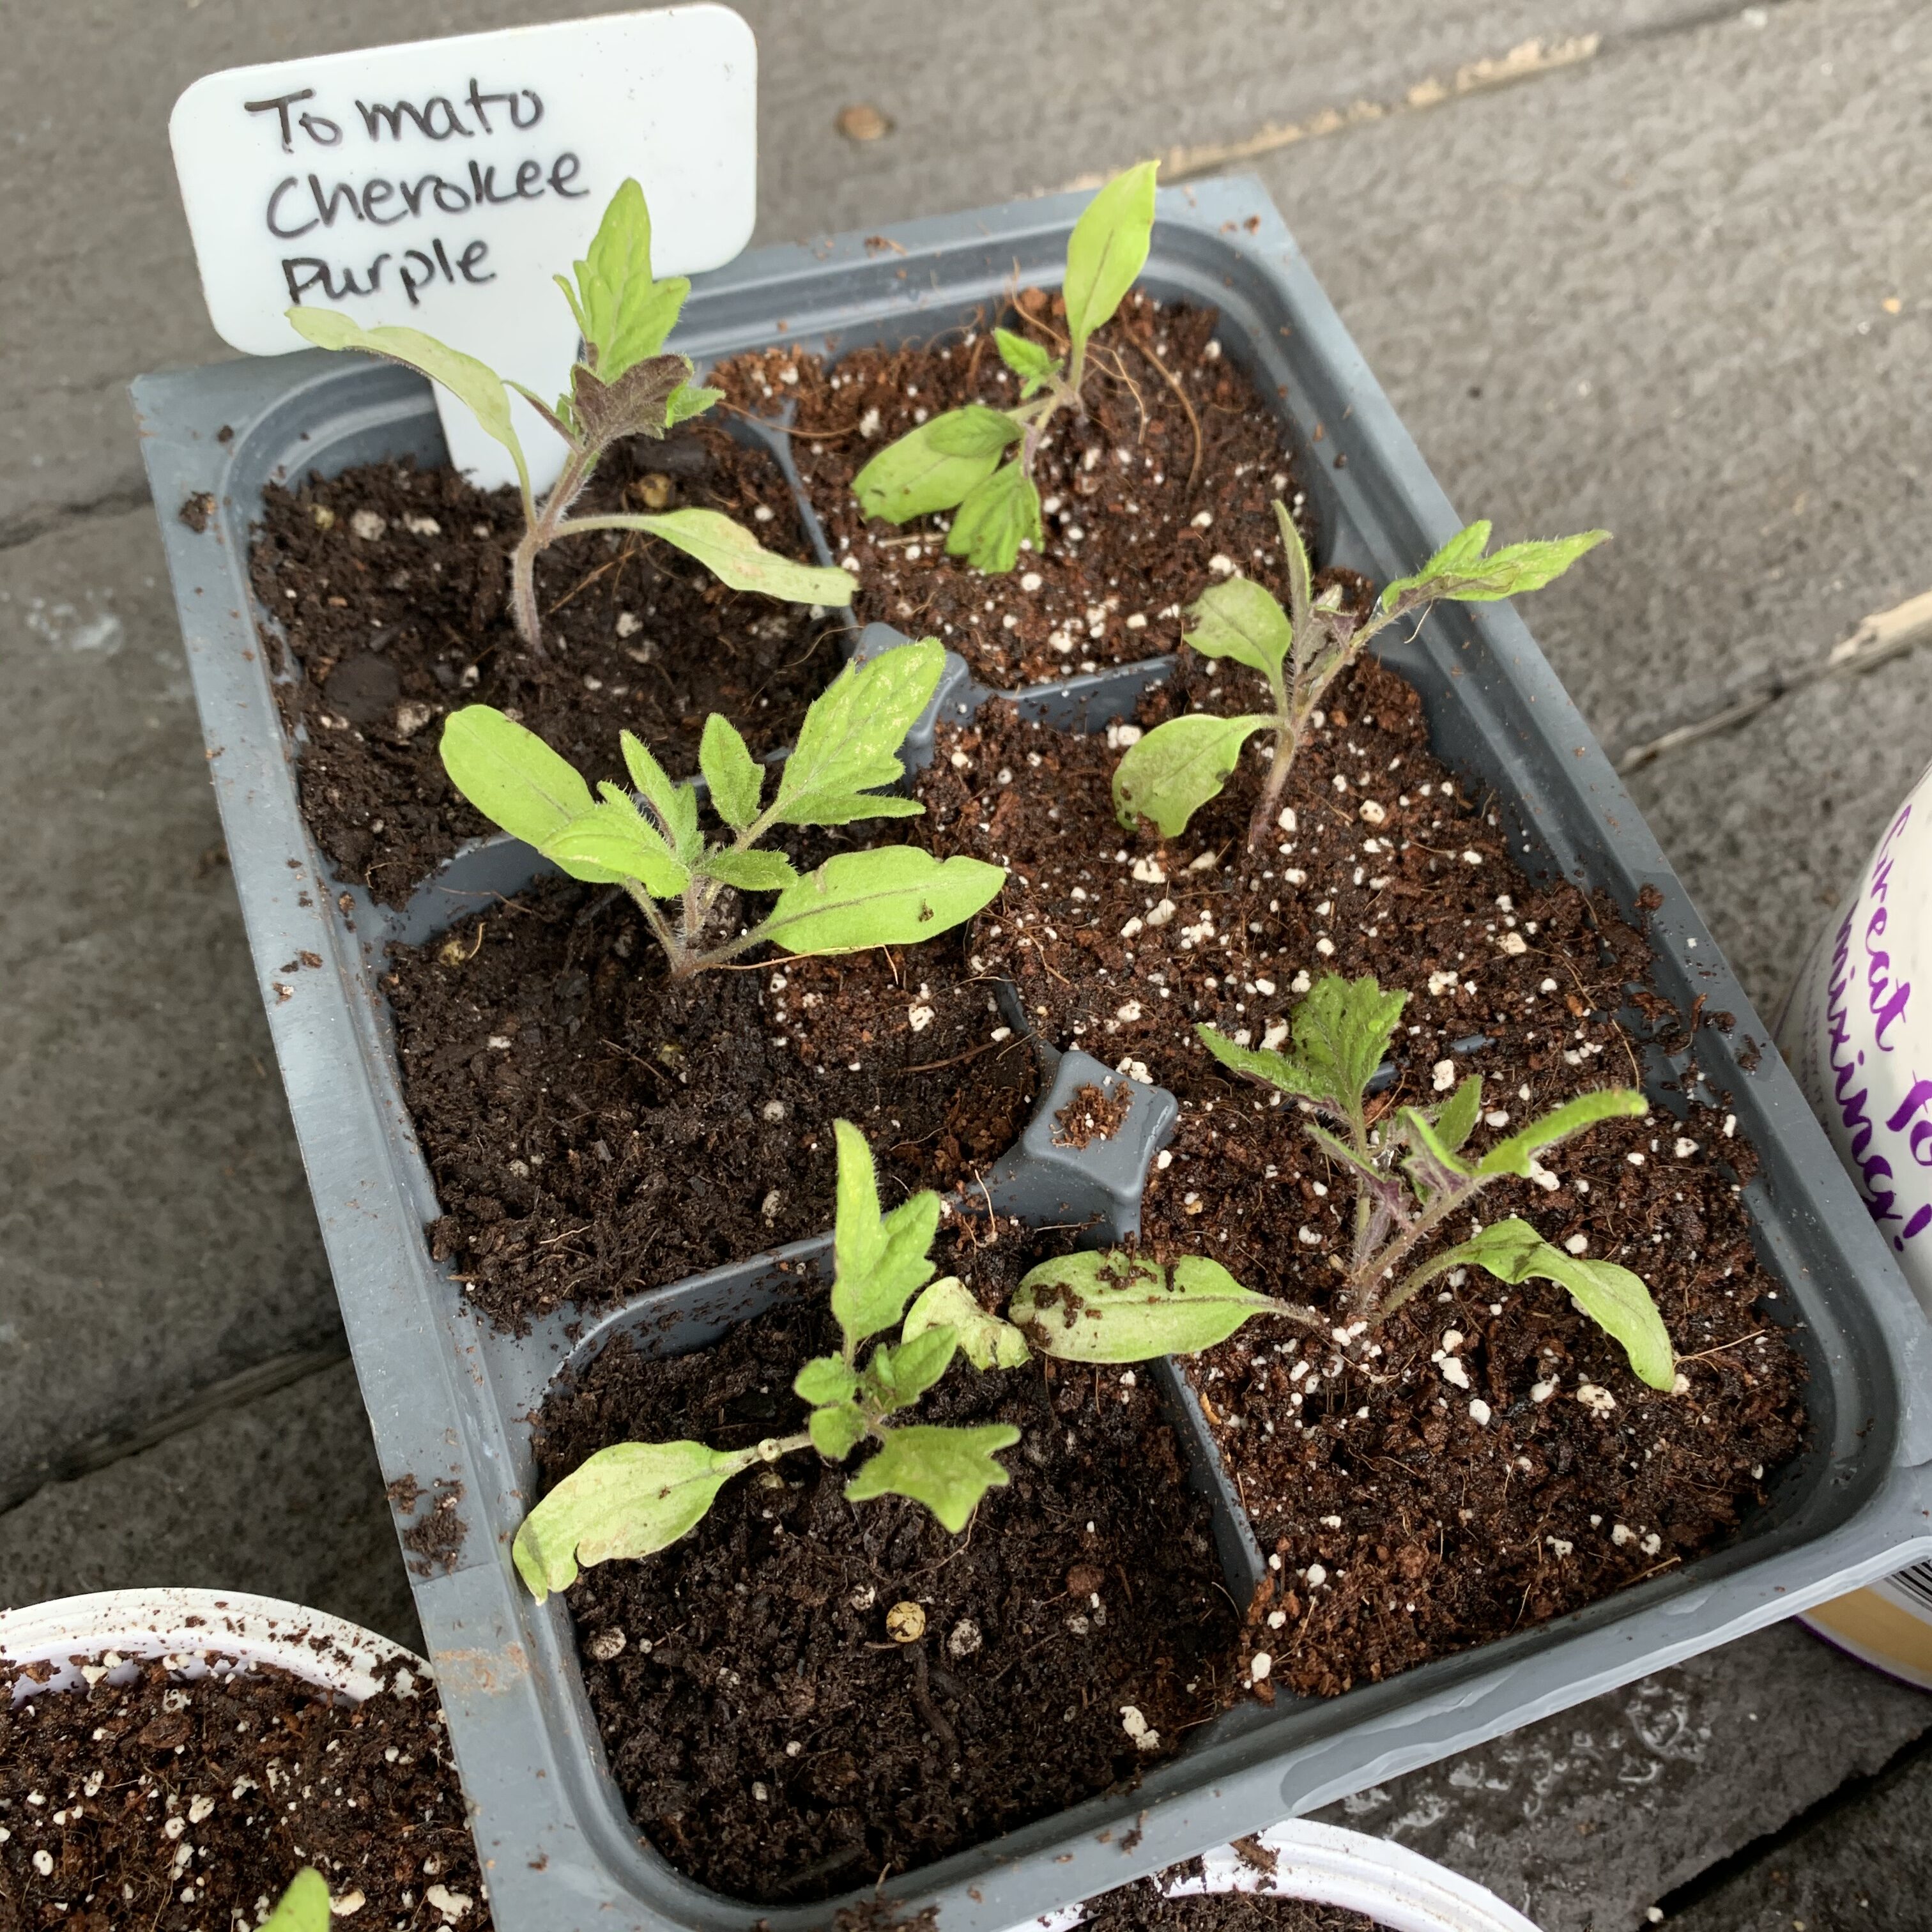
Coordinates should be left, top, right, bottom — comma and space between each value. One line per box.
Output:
263, 1870, 331, 1931
1112, 511, 1607, 848
439, 638, 1006, 977
851, 162, 1161, 572
288, 179, 854, 652
1195, 972, 1675, 1388
513, 1121, 1037, 1599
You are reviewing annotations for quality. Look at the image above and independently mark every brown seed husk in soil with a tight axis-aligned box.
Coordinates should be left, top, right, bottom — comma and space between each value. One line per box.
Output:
1082, 1878, 1377, 1932
711, 295, 1308, 690
0, 1655, 485, 1931
909, 648, 1807, 1698
532, 1234, 1238, 1903
248, 417, 845, 903
387, 879, 1036, 1330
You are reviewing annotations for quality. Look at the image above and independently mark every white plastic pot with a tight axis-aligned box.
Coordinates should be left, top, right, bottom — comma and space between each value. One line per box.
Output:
0, 1587, 424, 1706
1022, 1820, 1544, 1932
1777, 752, 1932, 1315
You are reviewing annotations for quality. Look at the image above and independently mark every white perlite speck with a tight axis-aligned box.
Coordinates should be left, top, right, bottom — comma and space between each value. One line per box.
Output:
1432, 1059, 1457, 1092
1119, 1705, 1162, 1750
1577, 1384, 1618, 1415
1248, 1652, 1273, 1681
1468, 1398, 1492, 1426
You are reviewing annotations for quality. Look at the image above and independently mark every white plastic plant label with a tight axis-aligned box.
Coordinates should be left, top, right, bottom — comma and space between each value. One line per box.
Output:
169, 4, 756, 490
1778, 754, 1932, 1315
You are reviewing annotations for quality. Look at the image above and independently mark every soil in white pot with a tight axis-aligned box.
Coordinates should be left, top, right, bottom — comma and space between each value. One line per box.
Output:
0, 1652, 486, 1931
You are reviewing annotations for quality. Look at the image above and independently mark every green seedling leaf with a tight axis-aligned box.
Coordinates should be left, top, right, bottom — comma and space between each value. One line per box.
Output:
1396, 1102, 1476, 1197
539, 786, 689, 898
854, 418, 1006, 523
904, 1276, 1031, 1369
1273, 500, 1315, 637
795, 1355, 859, 1406
774, 644, 944, 822
1380, 523, 1609, 611
1062, 160, 1159, 353
614, 509, 856, 607
809, 1400, 870, 1461
619, 731, 702, 861
927, 404, 1027, 458
1012, 1252, 1280, 1362
830, 1121, 942, 1351
1438, 1218, 1676, 1390
844, 1423, 1021, 1532
1434, 1073, 1483, 1155
760, 848, 1006, 954
1197, 1023, 1324, 1105
665, 381, 724, 428
557, 178, 689, 382
569, 353, 693, 445
699, 714, 765, 831
441, 707, 594, 849
1111, 712, 1272, 838
862, 1324, 959, 1414
1184, 576, 1293, 682
1477, 1089, 1648, 1177
288, 310, 526, 489
946, 461, 1043, 573
512, 1439, 758, 1600
994, 327, 1061, 396
701, 848, 799, 893
263, 1870, 332, 1932
1262, 972, 1407, 1124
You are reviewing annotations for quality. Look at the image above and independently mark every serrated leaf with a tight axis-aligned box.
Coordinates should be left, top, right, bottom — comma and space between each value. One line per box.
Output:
1273, 500, 1315, 638
263, 1870, 331, 1932
701, 848, 798, 893
862, 1325, 959, 1414
774, 643, 944, 823
844, 1423, 1020, 1532
853, 418, 1005, 523
809, 1400, 870, 1461
994, 327, 1059, 394
1011, 1252, 1280, 1362
1434, 1218, 1675, 1390
664, 381, 723, 428
1196, 1023, 1323, 1103
616, 509, 855, 607
946, 461, 1043, 574
1380, 523, 1608, 611
1435, 1073, 1483, 1154
793, 1354, 858, 1406
570, 353, 692, 445
927, 404, 1027, 458
288, 310, 526, 489
1184, 576, 1293, 682
560, 179, 689, 382
440, 707, 594, 848
620, 731, 702, 861
1110, 712, 1272, 838
512, 1439, 757, 1600
539, 788, 689, 898
904, 1276, 1031, 1369
699, 714, 764, 830
1278, 973, 1407, 1124
772, 793, 929, 825
831, 1121, 940, 1351
759, 848, 1006, 955
1062, 160, 1159, 353
1477, 1089, 1648, 1177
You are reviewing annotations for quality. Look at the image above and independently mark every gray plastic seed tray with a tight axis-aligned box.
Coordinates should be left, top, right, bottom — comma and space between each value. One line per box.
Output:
132, 176, 1932, 1932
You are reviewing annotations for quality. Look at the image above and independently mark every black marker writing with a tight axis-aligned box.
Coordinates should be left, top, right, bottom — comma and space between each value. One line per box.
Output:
245, 89, 343, 153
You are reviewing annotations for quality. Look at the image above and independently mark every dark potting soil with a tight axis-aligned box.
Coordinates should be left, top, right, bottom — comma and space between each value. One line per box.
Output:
1082, 1877, 1377, 1932
387, 879, 1038, 1330
712, 295, 1310, 689
531, 1247, 1240, 1903
249, 417, 844, 903
0, 1653, 485, 1931
1054, 1081, 1133, 1149
910, 649, 1807, 1699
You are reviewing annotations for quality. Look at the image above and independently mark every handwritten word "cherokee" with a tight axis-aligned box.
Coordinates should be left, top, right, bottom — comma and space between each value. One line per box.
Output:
266, 155, 586, 238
